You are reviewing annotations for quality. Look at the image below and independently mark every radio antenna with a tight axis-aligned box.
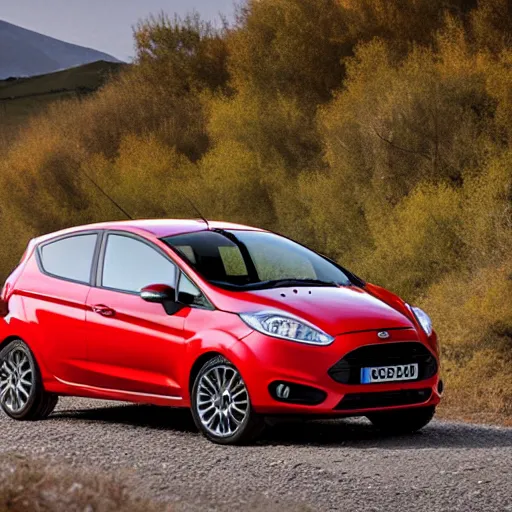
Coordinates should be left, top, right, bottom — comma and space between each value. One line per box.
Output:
80, 168, 134, 221
79, 165, 209, 228
183, 194, 210, 229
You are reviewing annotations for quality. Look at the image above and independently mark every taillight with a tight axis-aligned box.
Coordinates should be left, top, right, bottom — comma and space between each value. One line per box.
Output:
0, 282, 9, 317
0, 299, 8, 318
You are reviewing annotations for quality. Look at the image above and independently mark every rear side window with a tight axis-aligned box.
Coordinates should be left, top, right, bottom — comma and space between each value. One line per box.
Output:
40, 234, 98, 284
102, 234, 176, 293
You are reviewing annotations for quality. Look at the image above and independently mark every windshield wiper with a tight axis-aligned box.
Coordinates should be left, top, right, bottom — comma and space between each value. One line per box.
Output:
209, 278, 340, 291
252, 278, 340, 289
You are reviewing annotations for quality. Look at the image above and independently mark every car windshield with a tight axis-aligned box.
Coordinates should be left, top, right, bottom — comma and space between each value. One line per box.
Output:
163, 230, 352, 290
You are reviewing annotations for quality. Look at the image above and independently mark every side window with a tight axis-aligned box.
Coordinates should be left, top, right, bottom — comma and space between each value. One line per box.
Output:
102, 235, 176, 293
40, 234, 97, 284
178, 273, 209, 308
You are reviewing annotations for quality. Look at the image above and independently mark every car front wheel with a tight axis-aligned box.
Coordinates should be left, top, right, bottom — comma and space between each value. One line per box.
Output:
191, 356, 264, 444
0, 339, 58, 420
367, 405, 436, 435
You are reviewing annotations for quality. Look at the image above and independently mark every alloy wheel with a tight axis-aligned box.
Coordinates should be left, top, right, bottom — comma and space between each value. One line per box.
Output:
196, 364, 249, 437
0, 348, 34, 413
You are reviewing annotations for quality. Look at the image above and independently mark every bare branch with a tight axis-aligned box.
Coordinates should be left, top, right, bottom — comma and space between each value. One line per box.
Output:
372, 127, 431, 160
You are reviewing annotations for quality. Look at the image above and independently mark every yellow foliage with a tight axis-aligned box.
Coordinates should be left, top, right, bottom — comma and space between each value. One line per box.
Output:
423, 264, 512, 415
194, 140, 277, 227
228, 0, 349, 104
460, 151, 512, 265
360, 183, 465, 297
0, 0, 511, 419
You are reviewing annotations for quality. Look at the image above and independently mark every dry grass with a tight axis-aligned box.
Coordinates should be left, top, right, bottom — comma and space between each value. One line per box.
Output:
437, 405, 512, 428
421, 261, 512, 421
0, 454, 170, 512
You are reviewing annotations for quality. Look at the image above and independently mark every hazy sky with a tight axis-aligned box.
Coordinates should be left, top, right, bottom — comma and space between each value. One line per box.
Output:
1, 0, 237, 61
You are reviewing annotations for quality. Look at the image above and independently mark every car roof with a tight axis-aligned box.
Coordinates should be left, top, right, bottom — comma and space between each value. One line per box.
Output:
34, 219, 264, 244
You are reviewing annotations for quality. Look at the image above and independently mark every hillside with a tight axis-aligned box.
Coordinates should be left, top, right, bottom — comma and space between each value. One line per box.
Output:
0, 60, 125, 145
0, 60, 125, 99
0, 20, 120, 79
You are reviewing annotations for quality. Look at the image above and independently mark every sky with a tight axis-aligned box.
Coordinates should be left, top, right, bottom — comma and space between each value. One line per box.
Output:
0, 0, 237, 61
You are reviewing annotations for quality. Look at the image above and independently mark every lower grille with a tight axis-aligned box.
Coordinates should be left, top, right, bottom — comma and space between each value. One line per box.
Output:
328, 341, 437, 385
335, 388, 432, 411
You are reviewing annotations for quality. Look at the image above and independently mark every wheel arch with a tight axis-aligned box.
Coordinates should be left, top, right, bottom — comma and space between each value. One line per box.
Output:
188, 351, 224, 393
0, 335, 23, 350
0, 334, 53, 387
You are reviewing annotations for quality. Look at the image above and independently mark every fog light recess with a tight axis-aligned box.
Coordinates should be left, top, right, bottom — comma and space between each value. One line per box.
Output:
269, 381, 327, 405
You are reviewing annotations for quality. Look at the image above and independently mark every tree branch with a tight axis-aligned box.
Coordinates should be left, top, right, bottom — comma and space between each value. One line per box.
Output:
372, 127, 431, 161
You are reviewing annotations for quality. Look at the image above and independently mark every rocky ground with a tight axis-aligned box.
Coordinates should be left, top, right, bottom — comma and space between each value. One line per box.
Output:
0, 398, 511, 511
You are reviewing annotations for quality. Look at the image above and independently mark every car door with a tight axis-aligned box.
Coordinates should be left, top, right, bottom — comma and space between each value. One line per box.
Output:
84, 232, 188, 399
18, 232, 99, 384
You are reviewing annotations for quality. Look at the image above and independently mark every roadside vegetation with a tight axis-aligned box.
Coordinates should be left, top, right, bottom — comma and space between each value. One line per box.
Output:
0, 453, 169, 511
0, 0, 510, 420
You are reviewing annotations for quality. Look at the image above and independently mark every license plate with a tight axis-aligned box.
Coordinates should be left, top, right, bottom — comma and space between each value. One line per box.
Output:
361, 363, 419, 384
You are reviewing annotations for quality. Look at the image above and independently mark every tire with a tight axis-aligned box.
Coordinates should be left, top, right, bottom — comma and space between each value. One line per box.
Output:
367, 405, 436, 435
191, 356, 264, 445
0, 339, 58, 420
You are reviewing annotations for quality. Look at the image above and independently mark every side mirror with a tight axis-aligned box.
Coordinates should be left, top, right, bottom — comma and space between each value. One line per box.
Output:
140, 284, 175, 303
140, 284, 182, 315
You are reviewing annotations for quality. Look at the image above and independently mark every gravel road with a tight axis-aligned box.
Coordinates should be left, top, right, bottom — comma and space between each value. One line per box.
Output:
0, 397, 511, 511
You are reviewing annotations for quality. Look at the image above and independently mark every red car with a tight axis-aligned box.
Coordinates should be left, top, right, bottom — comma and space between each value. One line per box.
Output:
0, 219, 442, 444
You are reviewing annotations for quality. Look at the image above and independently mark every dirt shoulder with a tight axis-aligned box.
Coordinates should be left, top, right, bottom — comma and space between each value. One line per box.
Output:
0, 452, 170, 512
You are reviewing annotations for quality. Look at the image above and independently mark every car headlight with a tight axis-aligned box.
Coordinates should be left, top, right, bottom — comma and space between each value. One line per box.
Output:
411, 306, 433, 337
239, 310, 334, 346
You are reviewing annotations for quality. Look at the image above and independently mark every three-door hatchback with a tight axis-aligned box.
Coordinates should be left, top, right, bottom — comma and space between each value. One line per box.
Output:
0, 219, 442, 444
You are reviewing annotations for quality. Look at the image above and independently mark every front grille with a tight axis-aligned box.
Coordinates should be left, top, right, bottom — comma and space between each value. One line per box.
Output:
334, 388, 432, 411
328, 342, 437, 385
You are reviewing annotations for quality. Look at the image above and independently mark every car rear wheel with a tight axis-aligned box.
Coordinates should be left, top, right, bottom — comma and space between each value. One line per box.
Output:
191, 356, 264, 444
0, 339, 58, 420
367, 405, 436, 435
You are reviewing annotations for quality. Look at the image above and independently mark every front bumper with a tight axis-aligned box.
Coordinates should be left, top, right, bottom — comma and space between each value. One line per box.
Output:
232, 327, 442, 416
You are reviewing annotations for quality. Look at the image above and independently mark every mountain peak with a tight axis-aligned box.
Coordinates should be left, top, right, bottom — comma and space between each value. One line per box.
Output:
0, 20, 121, 79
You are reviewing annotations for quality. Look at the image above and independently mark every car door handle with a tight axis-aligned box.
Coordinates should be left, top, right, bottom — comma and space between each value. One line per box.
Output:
92, 304, 116, 317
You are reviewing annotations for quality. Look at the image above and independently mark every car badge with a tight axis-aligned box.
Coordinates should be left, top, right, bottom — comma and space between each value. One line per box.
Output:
377, 331, 390, 339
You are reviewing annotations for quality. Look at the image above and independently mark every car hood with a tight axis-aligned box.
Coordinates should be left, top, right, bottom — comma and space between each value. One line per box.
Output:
213, 285, 415, 336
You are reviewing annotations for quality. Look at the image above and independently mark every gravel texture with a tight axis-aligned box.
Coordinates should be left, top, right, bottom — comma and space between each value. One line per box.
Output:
0, 397, 511, 511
